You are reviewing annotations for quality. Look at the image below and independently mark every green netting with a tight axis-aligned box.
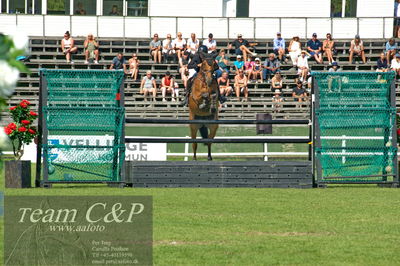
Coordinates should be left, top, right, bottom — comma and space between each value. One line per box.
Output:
40, 69, 125, 183
313, 72, 397, 183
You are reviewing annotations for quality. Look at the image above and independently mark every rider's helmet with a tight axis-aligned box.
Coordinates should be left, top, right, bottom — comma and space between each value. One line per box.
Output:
198, 45, 208, 53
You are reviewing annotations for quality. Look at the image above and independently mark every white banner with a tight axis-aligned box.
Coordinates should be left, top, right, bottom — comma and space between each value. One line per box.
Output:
21, 135, 167, 162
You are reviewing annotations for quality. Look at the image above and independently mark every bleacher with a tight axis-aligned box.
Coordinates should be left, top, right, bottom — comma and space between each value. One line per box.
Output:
6, 36, 397, 122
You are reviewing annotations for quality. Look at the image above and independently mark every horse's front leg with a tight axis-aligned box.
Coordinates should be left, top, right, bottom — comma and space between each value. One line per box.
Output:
207, 124, 218, 161
190, 125, 197, 160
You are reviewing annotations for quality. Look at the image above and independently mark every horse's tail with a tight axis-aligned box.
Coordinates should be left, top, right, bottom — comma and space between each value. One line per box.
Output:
199, 125, 208, 141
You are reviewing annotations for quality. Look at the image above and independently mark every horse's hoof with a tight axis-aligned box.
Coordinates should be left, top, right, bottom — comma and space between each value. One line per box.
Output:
208, 156, 213, 161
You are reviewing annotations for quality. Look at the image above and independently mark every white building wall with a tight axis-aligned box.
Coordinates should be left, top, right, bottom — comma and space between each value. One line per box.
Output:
148, 0, 223, 17
357, 0, 393, 17
249, 0, 331, 17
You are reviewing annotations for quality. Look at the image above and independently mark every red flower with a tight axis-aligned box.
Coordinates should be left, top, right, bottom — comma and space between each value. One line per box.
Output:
7, 123, 16, 130
20, 102, 28, 108
9, 106, 17, 111
21, 100, 30, 105
4, 127, 13, 135
21, 120, 30, 125
18, 127, 27, 132
28, 129, 36, 134
397, 128, 400, 136
30, 111, 38, 116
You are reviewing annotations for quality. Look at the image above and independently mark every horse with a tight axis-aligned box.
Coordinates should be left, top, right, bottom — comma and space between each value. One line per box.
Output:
188, 52, 219, 161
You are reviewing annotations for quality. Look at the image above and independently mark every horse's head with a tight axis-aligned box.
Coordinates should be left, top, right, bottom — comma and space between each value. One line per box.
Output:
199, 52, 217, 87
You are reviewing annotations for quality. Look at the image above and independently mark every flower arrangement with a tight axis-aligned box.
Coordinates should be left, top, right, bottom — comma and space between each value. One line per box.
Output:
4, 100, 38, 160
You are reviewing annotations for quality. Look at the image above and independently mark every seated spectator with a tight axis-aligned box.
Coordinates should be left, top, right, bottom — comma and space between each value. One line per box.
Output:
128, 53, 139, 80
233, 55, 244, 73
84, 33, 99, 64
228, 34, 257, 61
161, 71, 177, 102
251, 57, 263, 83
377, 52, 389, 72
288, 36, 301, 68
187, 33, 200, 56
244, 56, 255, 81
323, 33, 335, 65
150, 33, 162, 63
297, 50, 310, 83
272, 89, 284, 112
179, 52, 190, 87
273, 32, 286, 62
215, 49, 229, 78
271, 72, 283, 92
173, 32, 186, 60
307, 33, 323, 64
349, 35, 366, 64
218, 71, 233, 97
391, 54, 400, 76
61, 31, 77, 63
386, 38, 398, 63
109, 5, 120, 16
140, 70, 157, 101
263, 53, 280, 82
329, 61, 341, 72
109, 52, 127, 73
162, 34, 175, 63
202, 33, 217, 53
293, 80, 307, 103
234, 69, 248, 102
75, 2, 86, 15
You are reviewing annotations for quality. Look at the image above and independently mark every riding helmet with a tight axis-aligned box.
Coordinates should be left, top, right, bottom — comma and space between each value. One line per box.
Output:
198, 45, 208, 53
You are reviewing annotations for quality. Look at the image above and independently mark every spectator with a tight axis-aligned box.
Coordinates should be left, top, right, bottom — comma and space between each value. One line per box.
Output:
288, 36, 301, 68
307, 33, 323, 64
202, 33, 217, 53
162, 34, 175, 63
215, 49, 229, 78
128, 53, 139, 80
391, 54, 400, 76
273, 32, 286, 62
297, 50, 310, 83
173, 32, 186, 61
228, 34, 257, 61
386, 38, 398, 63
271, 72, 283, 92
150, 33, 162, 63
84, 33, 99, 64
61, 31, 77, 64
252, 57, 263, 83
179, 51, 190, 88
109, 5, 119, 16
262, 53, 280, 82
187, 33, 200, 56
293, 80, 307, 103
140, 70, 157, 101
234, 69, 248, 102
109, 52, 127, 73
272, 89, 284, 112
233, 55, 244, 73
377, 52, 389, 72
161, 71, 177, 102
323, 33, 335, 65
349, 35, 366, 64
218, 71, 233, 98
75, 2, 86, 15
329, 61, 341, 72
244, 56, 255, 81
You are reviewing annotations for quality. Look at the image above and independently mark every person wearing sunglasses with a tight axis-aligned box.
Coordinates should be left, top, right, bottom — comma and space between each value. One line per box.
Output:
150, 33, 162, 63
84, 33, 99, 64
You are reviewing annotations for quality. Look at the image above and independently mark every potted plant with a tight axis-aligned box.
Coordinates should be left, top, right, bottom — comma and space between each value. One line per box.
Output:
4, 100, 38, 188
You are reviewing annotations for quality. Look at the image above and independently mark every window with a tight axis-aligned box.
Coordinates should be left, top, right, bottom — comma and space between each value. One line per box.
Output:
27, 0, 42, 14
47, 0, 70, 15
127, 0, 148, 16
331, 0, 357, 17
1, 0, 7, 13
103, 0, 123, 16
236, 0, 249, 17
9, 0, 24, 14
74, 0, 96, 15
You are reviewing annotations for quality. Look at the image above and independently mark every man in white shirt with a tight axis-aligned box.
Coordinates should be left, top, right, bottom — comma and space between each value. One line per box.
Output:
162, 33, 175, 63
173, 32, 186, 61
297, 50, 310, 82
202, 33, 217, 53
187, 33, 200, 56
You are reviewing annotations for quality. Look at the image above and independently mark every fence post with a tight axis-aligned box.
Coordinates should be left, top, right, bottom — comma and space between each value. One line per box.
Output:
342, 135, 346, 164
184, 136, 189, 161
263, 143, 268, 161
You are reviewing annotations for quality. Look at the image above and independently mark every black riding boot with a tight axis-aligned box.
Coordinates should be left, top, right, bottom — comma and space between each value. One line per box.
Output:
182, 78, 193, 107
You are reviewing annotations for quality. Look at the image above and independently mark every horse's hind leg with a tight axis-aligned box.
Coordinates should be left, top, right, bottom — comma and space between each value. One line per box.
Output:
207, 125, 218, 161
190, 125, 198, 160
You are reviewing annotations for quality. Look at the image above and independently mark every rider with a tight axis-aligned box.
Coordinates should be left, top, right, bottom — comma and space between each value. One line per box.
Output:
182, 45, 226, 107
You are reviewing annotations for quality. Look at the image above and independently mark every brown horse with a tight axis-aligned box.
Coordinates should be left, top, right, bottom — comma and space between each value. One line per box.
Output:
188, 52, 219, 161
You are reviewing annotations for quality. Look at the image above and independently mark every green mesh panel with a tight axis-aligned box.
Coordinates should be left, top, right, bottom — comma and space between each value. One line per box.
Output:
313, 72, 397, 183
40, 69, 125, 182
